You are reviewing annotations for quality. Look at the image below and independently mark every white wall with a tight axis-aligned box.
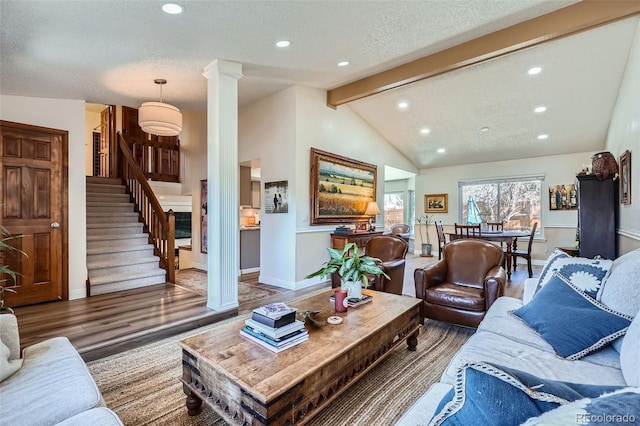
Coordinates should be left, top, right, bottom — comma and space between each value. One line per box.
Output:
239, 87, 297, 286
1, 95, 87, 299
293, 86, 418, 285
415, 151, 596, 261
605, 19, 640, 254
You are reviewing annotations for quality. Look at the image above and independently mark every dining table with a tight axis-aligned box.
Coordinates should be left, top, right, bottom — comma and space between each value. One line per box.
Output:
446, 230, 530, 280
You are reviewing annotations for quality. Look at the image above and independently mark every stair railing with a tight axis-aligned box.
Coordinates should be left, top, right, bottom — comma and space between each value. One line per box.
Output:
117, 132, 175, 283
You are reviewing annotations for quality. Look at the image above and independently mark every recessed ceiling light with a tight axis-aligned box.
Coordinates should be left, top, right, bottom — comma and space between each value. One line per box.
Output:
480, 127, 490, 132
397, 101, 408, 109
162, 3, 184, 14
420, 128, 430, 135
275, 40, 290, 48
337, 61, 349, 67
437, 148, 446, 154
537, 134, 549, 140
528, 66, 542, 75
534, 106, 547, 113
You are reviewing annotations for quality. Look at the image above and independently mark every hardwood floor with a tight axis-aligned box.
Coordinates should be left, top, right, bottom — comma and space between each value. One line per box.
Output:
13, 276, 328, 362
12, 256, 538, 362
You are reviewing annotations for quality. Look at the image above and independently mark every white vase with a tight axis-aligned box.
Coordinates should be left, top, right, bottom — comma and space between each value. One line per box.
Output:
342, 280, 363, 300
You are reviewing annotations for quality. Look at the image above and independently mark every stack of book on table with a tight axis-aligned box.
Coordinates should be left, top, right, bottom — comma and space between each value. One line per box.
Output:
240, 302, 308, 353
329, 294, 373, 308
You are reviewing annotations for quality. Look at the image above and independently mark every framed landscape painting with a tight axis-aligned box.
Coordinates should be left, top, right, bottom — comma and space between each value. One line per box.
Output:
310, 148, 377, 225
425, 193, 448, 213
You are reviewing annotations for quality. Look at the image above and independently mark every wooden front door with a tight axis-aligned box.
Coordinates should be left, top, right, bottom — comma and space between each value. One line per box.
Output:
0, 120, 67, 307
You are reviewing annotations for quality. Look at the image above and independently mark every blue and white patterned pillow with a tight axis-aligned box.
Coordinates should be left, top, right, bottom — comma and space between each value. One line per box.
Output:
428, 361, 625, 426
521, 387, 640, 425
535, 251, 613, 299
513, 272, 632, 360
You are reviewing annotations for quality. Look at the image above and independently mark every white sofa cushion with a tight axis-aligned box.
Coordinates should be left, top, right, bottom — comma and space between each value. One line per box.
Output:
0, 336, 104, 425
620, 313, 640, 386
511, 273, 632, 360
440, 330, 626, 387
599, 248, 640, 316
0, 341, 22, 382
55, 407, 123, 426
478, 297, 622, 369
599, 248, 640, 353
394, 383, 453, 426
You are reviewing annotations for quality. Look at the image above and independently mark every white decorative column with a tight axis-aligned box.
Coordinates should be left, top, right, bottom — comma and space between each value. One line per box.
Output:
202, 59, 243, 311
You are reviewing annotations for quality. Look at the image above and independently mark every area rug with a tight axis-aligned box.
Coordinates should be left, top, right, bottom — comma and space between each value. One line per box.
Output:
88, 317, 473, 426
176, 268, 285, 304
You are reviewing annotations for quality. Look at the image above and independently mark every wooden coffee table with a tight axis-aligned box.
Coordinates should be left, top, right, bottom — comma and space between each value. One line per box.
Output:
179, 289, 421, 425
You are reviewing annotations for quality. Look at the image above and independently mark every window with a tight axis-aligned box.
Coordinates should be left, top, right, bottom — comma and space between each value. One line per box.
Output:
408, 190, 415, 236
459, 176, 542, 232
384, 192, 404, 232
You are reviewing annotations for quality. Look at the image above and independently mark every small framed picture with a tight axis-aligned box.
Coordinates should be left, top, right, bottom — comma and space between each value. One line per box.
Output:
265, 180, 288, 213
425, 193, 448, 213
620, 150, 631, 205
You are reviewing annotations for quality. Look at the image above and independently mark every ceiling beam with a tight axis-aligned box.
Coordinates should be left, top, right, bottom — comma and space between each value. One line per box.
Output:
327, 0, 640, 108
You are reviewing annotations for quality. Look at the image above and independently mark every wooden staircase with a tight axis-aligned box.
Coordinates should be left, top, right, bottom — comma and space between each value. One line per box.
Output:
86, 176, 166, 295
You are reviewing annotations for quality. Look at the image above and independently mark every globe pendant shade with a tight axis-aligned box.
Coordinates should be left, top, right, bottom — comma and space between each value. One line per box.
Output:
139, 101, 183, 136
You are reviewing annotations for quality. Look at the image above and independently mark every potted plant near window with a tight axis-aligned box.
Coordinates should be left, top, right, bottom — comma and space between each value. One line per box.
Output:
1, 225, 25, 314
306, 242, 389, 300
416, 214, 434, 256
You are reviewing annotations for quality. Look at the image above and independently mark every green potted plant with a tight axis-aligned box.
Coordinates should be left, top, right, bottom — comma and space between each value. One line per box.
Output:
416, 214, 434, 256
306, 242, 389, 299
1, 224, 25, 314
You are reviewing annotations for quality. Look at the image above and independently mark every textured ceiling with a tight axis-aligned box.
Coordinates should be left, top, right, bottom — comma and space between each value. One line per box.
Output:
1, 0, 636, 171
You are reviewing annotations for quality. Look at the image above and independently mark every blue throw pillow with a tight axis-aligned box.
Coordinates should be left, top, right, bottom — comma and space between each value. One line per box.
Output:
512, 272, 632, 360
521, 387, 640, 425
428, 361, 625, 426
535, 251, 613, 298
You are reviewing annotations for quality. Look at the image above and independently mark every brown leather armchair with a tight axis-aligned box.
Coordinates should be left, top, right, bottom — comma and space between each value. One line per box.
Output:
365, 235, 408, 295
414, 239, 506, 328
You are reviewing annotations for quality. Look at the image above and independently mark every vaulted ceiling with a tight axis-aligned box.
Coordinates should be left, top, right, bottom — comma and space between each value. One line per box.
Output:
1, 1, 638, 171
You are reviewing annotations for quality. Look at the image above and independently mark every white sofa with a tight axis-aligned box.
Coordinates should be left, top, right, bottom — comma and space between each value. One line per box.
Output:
397, 248, 640, 425
0, 314, 123, 426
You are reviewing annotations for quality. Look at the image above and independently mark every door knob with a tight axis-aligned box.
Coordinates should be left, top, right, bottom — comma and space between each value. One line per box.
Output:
51, 222, 60, 228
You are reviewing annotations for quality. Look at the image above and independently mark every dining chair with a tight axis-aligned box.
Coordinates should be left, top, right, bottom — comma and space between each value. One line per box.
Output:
485, 221, 505, 248
485, 222, 504, 231
506, 222, 538, 278
390, 224, 410, 242
452, 224, 482, 240
435, 221, 447, 260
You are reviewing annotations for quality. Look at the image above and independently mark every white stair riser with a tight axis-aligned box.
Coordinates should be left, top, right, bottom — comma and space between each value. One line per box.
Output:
86, 215, 139, 224
89, 274, 167, 295
87, 236, 150, 248
88, 261, 160, 278
86, 205, 134, 213
86, 185, 126, 194
86, 226, 143, 237
87, 247, 154, 262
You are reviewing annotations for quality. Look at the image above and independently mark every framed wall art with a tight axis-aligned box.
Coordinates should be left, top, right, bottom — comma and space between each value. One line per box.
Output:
265, 180, 289, 213
620, 150, 631, 205
200, 179, 207, 253
548, 184, 578, 210
425, 193, 448, 213
310, 148, 377, 225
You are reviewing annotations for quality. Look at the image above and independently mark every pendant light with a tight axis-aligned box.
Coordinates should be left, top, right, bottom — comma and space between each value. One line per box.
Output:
139, 79, 183, 136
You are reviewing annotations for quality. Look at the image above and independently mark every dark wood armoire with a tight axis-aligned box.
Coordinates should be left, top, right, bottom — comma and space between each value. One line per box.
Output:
576, 175, 618, 259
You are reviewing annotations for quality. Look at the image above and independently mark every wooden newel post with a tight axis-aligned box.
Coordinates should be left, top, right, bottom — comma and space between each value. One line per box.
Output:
167, 209, 176, 283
